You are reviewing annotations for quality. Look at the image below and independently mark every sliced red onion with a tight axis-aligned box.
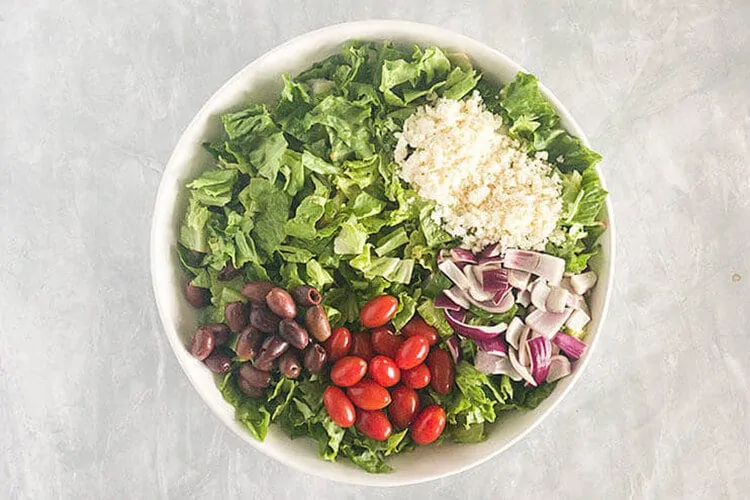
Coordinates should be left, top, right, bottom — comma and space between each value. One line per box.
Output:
552, 331, 587, 359
551, 343, 561, 356
477, 255, 504, 265
504, 249, 565, 285
565, 292, 585, 310
479, 243, 501, 258
546, 287, 569, 313
446, 335, 462, 364
438, 260, 470, 290
526, 308, 573, 338
482, 268, 508, 293
508, 347, 536, 386
530, 280, 551, 311
505, 317, 526, 350
528, 336, 552, 385
444, 287, 471, 309
475, 350, 522, 380
465, 266, 495, 302
565, 308, 591, 332
517, 326, 532, 367
444, 309, 507, 341
434, 294, 463, 311
570, 271, 597, 295
516, 289, 531, 307
475, 335, 508, 355
488, 289, 515, 312
546, 355, 572, 382
508, 269, 531, 289
451, 247, 478, 264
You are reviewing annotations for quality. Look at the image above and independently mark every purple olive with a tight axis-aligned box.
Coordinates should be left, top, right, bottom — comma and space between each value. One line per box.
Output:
265, 287, 297, 319
235, 326, 262, 361
303, 343, 328, 375
204, 350, 231, 373
279, 350, 302, 379
185, 283, 210, 308
278, 319, 309, 350
238, 376, 264, 398
249, 303, 281, 333
239, 363, 272, 388
255, 335, 289, 367
201, 323, 231, 346
189, 326, 215, 360
304, 305, 331, 342
291, 285, 322, 306
240, 281, 274, 303
224, 301, 248, 333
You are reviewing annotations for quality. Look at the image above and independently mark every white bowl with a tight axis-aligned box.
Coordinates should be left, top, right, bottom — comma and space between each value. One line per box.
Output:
150, 20, 615, 486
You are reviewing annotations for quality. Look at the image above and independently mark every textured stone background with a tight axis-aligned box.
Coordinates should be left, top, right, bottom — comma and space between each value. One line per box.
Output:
1, 1, 748, 498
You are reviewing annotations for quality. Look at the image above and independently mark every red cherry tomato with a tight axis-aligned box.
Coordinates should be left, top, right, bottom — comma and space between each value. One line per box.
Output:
323, 386, 356, 428
360, 295, 399, 328
370, 326, 404, 359
330, 356, 368, 387
401, 363, 431, 389
368, 355, 401, 388
346, 379, 392, 410
427, 348, 455, 395
325, 327, 352, 362
350, 331, 373, 361
355, 410, 393, 441
411, 405, 446, 445
389, 385, 420, 429
395, 336, 430, 370
401, 316, 439, 346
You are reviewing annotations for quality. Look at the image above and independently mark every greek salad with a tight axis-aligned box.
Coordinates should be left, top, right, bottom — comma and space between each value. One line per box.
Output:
178, 41, 607, 473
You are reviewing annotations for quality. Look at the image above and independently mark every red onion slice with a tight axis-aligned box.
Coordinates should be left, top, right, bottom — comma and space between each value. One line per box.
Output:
504, 249, 565, 285
552, 331, 587, 359
444, 309, 507, 341
434, 294, 463, 311
438, 260, 470, 290
547, 355, 572, 382
528, 336, 552, 385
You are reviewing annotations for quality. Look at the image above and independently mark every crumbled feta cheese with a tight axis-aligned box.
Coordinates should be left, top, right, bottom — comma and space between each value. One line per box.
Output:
395, 92, 562, 251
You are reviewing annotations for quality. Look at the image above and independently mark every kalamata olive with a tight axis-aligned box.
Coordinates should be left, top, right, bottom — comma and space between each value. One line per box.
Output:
239, 363, 272, 388
304, 305, 331, 342
189, 326, 214, 360
265, 287, 297, 319
278, 350, 302, 379
218, 263, 241, 281
202, 323, 231, 346
249, 303, 281, 333
204, 350, 231, 373
235, 326, 262, 360
255, 335, 289, 367
278, 319, 310, 350
291, 285, 322, 306
303, 343, 328, 374
240, 281, 274, 303
185, 282, 210, 308
238, 376, 264, 398
224, 301, 248, 333
254, 356, 277, 372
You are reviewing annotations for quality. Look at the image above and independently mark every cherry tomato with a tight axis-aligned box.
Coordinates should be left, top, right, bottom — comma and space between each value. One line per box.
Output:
411, 405, 446, 445
395, 336, 430, 370
350, 331, 373, 361
401, 316, 439, 346
360, 295, 399, 328
427, 348, 455, 395
370, 326, 403, 359
389, 385, 420, 429
401, 363, 431, 389
330, 356, 368, 387
346, 379, 392, 410
355, 410, 393, 441
325, 327, 351, 362
368, 355, 401, 388
323, 386, 356, 428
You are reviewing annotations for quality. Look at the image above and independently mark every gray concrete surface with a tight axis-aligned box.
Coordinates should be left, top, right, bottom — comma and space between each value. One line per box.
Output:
1, 1, 748, 498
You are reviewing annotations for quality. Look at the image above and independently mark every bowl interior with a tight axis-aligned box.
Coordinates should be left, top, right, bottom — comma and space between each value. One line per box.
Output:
151, 20, 614, 487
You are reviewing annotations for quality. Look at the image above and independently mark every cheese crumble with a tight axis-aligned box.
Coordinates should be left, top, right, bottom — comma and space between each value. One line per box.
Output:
394, 92, 562, 251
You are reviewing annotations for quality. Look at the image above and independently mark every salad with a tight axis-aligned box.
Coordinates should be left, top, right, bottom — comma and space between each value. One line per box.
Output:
178, 41, 607, 473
